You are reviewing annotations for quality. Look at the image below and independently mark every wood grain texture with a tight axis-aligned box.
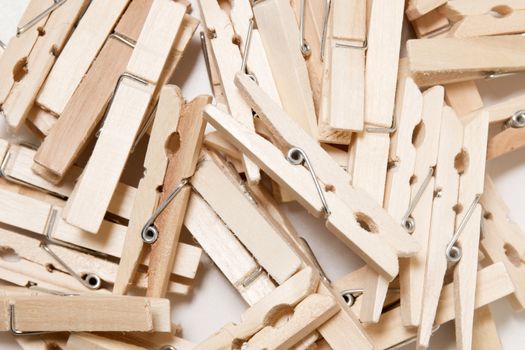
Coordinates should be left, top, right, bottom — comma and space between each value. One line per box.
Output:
439, 0, 525, 22
365, 0, 405, 126
408, 35, 525, 86
67, 333, 148, 350
417, 106, 463, 348
36, 0, 130, 114
33, 0, 153, 181
64, 78, 154, 233
113, 85, 183, 295
472, 306, 503, 350
0, 0, 55, 103
3, 0, 88, 130
147, 95, 211, 297
253, 0, 318, 137
450, 10, 525, 38
444, 81, 484, 117
185, 192, 276, 305
406, 0, 447, 20
197, 0, 260, 183
366, 263, 514, 349
191, 151, 301, 284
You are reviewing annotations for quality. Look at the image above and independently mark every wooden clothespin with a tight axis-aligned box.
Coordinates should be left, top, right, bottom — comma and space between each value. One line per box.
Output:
407, 35, 525, 86
0, 0, 64, 104
472, 306, 503, 350
486, 94, 525, 159
444, 81, 484, 117
448, 7, 525, 38
0, 294, 170, 333
14, 333, 68, 350
481, 176, 525, 311
186, 191, 277, 305
324, 0, 366, 132
406, 0, 448, 21
144, 95, 211, 297
67, 333, 149, 350
439, 0, 525, 23
195, 267, 321, 349
63, 0, 188, 233
365, 262, 514, 349
210, 75, 420, 281
350, 0, 405, 203
453, 110, 489, 349
2, 0, 89, 131
397, 85, 445, 327
357, 77, 424, 323
36, 0, 130, 115
253, 0, 318, 138
417, 106, 464, 348
113, 85, 183, 295
191, 150, 302, 285
197, 0, 261, 184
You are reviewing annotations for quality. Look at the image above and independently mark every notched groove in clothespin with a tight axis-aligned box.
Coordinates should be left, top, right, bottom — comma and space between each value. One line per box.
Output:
17, 0, 67, 36
446, 194, 482, 263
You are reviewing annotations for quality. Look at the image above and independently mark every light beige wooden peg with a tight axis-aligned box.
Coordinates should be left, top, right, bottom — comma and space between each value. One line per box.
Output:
2, 0, 89, 130
449, 9, 525, 38
64, 0, 187, 233
113, 85, 183, 295
439, 0, 525, 22
36, 0, 130, 115
147, 95, 211, 297
472, 306, 503, 350
197, 0, 261, 183
253, 0, 318, 138
67, 333, 149, 350
408, 35, 525, 86
406, 0, 448, 21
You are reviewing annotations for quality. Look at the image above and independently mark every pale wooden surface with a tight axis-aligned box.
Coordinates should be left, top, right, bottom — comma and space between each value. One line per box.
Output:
197, 0, 260, 183
113, 85, 183, 295
450, 10, 525, 38
33, 0, 153, 181
147, 95, 211, 297
63, 78, 154, 233
408, 35, 525, 86
66, 333, 148, 350
439, 0, 525, 21
406, 0, 447, 20
472, 306, 503, 350
36, 0, 130, 114
2, 0, 87, 130
417, 106, 463, 348
253, 0, 318, 138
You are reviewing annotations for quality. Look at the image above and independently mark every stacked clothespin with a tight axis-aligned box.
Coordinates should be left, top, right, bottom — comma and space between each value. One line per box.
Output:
0, 0, 524, 349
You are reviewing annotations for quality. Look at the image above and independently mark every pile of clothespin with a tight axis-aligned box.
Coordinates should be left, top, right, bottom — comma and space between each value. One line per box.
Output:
0, 0, 524, 348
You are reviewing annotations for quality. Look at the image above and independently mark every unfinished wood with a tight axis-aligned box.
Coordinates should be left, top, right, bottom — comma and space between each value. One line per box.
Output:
127, 0, 185, 83
33, 0, 153, 181
412, 10, 451, 38
365, 0, 405, 126
439, 0, 525, 22
253, 0, 318, 137
3, 0, 88, 130
0, 0, 55, 103
26, 107, 57, 136
64, 78, 154, 233
195, 268, 318, 349
417, 106, 463, 348
407, 35, 525, 86
197, 0, 260, 183
0, 295, 168, 332
229, 0, 282, 108
147, 96, 211, 297
399, 85, 444, 327
236, 73, 419, 258
186, 192, 276, 305
36, 0, 130, 114
246, 294, 338, 350
406, 0, 447, 20
0, 188, 51, 234
204, 131, 241, 160
453, 111, 489, 350
366, 262, 514, 349
328, 0, 366, 131
472, 306, 503, 350
445, 81, 484, 117
67, 333, 148, 350
481, 176, 525, 310
360, 78, 423, 324
15, 334, 68, 350
487, 126, 525, 159
113, 85, 183, 295
204, 105, 404, 280
450, 10, 525, 38
485, 93, 525, 125
191, 151, 301, 284
109, 333, 195, 350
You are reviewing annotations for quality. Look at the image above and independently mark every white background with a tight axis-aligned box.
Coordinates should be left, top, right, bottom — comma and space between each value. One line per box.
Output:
1, 1, 525, 348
